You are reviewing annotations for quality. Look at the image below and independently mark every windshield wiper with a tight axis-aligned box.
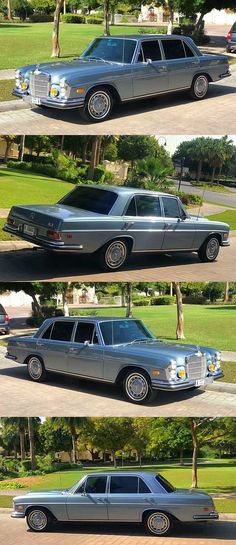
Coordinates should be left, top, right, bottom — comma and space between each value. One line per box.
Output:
82, 56, 112, 64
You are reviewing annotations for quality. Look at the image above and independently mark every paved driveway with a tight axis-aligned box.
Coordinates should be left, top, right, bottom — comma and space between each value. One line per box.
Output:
1, 513, 236, 545
0, 354, 236, 417
0, 237, 235, 281
0, 72, 235, 135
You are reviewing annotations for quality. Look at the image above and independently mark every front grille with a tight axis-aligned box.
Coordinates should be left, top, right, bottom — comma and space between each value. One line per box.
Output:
186, 352, 207, 381
29, 72, 50, 98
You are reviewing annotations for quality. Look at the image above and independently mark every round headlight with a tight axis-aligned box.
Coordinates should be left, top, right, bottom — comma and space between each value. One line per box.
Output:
21, 81, 28, 91
177, 366, 186, 379
51, 85, 59, 98
208, 362, 216, 373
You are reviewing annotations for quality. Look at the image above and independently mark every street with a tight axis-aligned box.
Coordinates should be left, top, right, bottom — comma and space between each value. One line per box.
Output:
174, 181, 236, 208
0, 237, 235, 281
0, 73, 235, 135
0, 353, 235, 417
1, 513, 236, 545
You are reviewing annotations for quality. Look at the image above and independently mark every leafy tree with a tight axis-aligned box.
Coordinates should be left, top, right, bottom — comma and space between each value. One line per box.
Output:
51, 417, 85, 463
1, 418, 28, 461
127, 156, 173, 190
39, 418, 72, 455
202, 282, 225, 302
117, 136, 160, 170
92, 418, 133, 466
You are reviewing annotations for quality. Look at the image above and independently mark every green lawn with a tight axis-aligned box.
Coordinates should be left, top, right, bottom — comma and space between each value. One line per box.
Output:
193, 182, 231, 193
77, 305, 236, 352
0, 79, 16, 102
220, 361, 236, 384
0, 23, 159, 70
1, 462, 236, 495
207, 210, 236, 230
0, 218, 19, 241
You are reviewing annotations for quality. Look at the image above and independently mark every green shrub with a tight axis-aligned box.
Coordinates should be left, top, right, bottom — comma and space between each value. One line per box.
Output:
138, 27, 166, 35
61, 14, 86, 23
93, 165, 106, 182
182, 295, 207, 304
0, 481, 25, 489
29, 14, 54, 22
69, 309, 98, 317
41, 306, 64, 318
176, 191, 202, 206
86, 16, 103, 24
133, 297, 151, 307
151, 296, 175, 306
20, 460, 32, 473
7, 160, 31, 171
32, 163, 58, 178
56, 153, 78, 183
26, 316, 45, 327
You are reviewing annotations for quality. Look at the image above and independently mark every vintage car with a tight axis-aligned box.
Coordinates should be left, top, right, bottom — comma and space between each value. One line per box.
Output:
4, 185, 230, 271
11, 471, 219, 535
226, 22, 236, 52
6, 317, 223, 404
12, 35, 231, 122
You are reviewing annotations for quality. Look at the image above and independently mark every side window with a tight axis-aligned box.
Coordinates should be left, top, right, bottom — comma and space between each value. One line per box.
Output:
139, 478, 151, 493
161, 39, 185, 60
74, 322, 98, 344
162, 197, 181, 218
136, 196, 161, 217
141, 40, 162, 61
41, 323, 53, 339
50, 321, 75, 342
85, 476, 107, 494
110, 476, 139, 494
126, 197, 136, 216
184, 42, 195, 57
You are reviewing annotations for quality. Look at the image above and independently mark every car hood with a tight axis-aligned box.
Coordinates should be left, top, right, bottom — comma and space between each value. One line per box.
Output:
14, 489, 68, 501
9, 204, 104, 229
20, 59, 122, 81
115, 340, 215, 360
189, 215, 229, 228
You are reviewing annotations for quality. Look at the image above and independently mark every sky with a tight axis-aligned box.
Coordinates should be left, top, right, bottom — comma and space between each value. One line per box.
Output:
156, 135, 236, 155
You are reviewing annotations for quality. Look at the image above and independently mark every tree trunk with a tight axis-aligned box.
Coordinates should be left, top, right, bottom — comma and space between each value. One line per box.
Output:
224, 282, 229, 303
113, 451, 117, 467
31, 293, 43, 316
197, 159, 202, 182
51, 0, 64, 58
7, 0, 12, 20
211, 165, 216, 184
195, 11, 205, 32
174, 282, 185, 339
62, 285, 69, 316
19, 430, 25, 461
167, 8, 174, 35
217, 164, 223, 185
28, 418, 36, 471
18, 135, 25, 162
104, 0, 110, 36
87, 137, 102, 179
180, 447, 184, 466
60, 135, 65, 152
71, 431, 77, 463
82, 140, 89, 163
170, 282, 173, 296
126, 282, 133, 318
4, 140, 11, 163
190, 419, 199, 488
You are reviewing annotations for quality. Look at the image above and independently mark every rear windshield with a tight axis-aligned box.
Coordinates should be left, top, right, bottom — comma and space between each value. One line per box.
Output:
59, 187, 118, 215
155, 475, 175, 493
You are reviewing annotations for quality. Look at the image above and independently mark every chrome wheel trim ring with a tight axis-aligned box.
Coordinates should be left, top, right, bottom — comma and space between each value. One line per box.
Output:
147, 513, 170, 535
194, 75, 208, 98
105, 241, 127, 269
87, 91, 111, 119
125, 373, 149, 401
28, 357, 43, 380
206, 237, 219, 260
28, 510, 47, 531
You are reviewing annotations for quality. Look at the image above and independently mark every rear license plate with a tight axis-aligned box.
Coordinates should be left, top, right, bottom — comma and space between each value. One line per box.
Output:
23, 224, 35, 236
31, 97, 41, 105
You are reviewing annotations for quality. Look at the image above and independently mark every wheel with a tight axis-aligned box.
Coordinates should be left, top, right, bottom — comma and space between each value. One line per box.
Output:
144, 511, 173, 536
190, 74, 209, 100
81, 87, 113, 122
97, 239, 130, 271
26, 508, 52, 532
198, 236, 220, 262
123, 369, 155, 404
27, 355, 47, 382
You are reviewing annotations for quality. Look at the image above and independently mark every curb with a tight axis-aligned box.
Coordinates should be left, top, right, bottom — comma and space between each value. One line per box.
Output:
0, 100, 30, 113
0, 241, 35, 251
206, 381, 236, 394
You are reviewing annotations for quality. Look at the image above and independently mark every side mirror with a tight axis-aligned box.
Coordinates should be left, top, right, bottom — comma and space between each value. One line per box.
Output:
81, 492, 87, 496
146, 58, 152, 65
84, 340, 91, 346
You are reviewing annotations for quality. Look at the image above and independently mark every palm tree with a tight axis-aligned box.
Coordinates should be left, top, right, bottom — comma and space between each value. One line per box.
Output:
52, 418, 84, 463
189, 137, 208, 183
133, 156, 173, 190
1, 418, 27, 460
27, 418, 36, 471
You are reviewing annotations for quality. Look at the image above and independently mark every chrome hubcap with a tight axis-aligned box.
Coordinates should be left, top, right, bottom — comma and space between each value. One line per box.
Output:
147, 513, 170, 535
194, 76, 208, 97
206, 237, 219, 260
28, 510, 47, 531
88, 92, 111, 119
126, 373, 148, 401
28, 357, 42, 379
105, 241, 127, 269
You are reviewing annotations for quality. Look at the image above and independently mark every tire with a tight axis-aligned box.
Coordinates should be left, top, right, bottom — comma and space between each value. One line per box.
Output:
144, 511, 173, 536
123, 369, 156, 404
26, 508, 52, 532
198, 236, 220, 262
81, 87, 113, 122
27, 355, 47, 382
97, 239, 130, 272
190, 74, 209, 100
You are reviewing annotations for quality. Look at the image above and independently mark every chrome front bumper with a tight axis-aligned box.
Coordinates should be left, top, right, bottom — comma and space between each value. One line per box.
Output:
11, 511, 25, 519
16, 91, 85, 110
151, 372, 223, 391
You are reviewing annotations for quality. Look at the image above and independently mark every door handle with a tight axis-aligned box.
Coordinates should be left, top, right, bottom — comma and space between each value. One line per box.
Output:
191, 60, 199, 65
37, 342, 46, 348
158, 66, 167, 72
123, 221, 134, 230
164, 223, 172, 229
69, 347, 77, 353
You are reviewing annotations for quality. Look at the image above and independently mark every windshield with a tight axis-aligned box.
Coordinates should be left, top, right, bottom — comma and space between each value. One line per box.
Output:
156, 474, 175, 493
58, 186, 118, 215
99, 319, 155, 345
81, 38, 137, 64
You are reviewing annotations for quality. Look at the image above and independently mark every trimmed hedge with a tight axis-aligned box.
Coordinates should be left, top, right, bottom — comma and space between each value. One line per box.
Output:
86, 16, 103, 24
151, 296, 176, 306
29, 14, 54, 22
61, 14, 86, 23
133, 297, 151, 307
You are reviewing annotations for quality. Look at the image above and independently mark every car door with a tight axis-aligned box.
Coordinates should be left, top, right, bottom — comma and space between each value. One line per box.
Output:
161, 196, 195, 250
160, 38, 199, 90
107, 476, 154, 522
36, 320, 75, 372
122, 195, 165, 251
132, 40, 169, 97
66, 476, 108, 521
67, 321, 104, 379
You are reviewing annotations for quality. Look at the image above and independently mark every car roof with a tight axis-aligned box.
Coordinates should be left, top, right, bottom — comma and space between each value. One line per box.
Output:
100, 35, 190, 40
80, 184, 172, 198
83, 471, 157, 477
44, 317, 140, 323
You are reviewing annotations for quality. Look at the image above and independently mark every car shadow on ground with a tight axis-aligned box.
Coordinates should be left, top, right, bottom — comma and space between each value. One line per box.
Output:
26, 520, 236, 539
32, 83, 236, 127
0, 363, 206, 408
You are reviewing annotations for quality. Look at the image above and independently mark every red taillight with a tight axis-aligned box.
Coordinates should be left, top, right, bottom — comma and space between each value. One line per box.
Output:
203, 507, 209, 512
227, 31, 232, 41
47, 229, 61, 240
5, 313, 9, 322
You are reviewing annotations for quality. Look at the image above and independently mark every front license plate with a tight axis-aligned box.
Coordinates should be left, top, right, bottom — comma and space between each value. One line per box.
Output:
195, 379, 205, 387
23, 224, 35, 236
31, 97, 41, 105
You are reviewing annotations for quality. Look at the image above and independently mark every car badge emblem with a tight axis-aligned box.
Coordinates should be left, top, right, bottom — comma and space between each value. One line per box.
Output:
30, 213, 35, 220
34, 65, 41, 75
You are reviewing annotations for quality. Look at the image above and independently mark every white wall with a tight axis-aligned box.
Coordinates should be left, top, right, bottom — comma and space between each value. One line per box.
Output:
203, 9, 236, 25
0, 291, 32, 307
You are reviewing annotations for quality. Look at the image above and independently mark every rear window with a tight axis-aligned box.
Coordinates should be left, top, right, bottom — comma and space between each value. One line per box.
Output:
161, 39, 186, 59
59, 187, 118, 215
155, 475, 175, 493
50, 321, 75, 342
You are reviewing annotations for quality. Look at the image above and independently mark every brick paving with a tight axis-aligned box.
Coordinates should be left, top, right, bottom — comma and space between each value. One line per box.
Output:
0, 355, 236, 417
1, 514, 236, 545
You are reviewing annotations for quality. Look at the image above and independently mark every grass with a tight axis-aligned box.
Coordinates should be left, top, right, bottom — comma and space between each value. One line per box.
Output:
205, 200, 236, 209
207, 210, 236, 230
0, 23, 160, 70
193, 182, 231, 193
1, 462, 236, 495
0, 79, 16, 102
0, 218, 19, 241
220, 361, 236, 384
0, 495, 12, 508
